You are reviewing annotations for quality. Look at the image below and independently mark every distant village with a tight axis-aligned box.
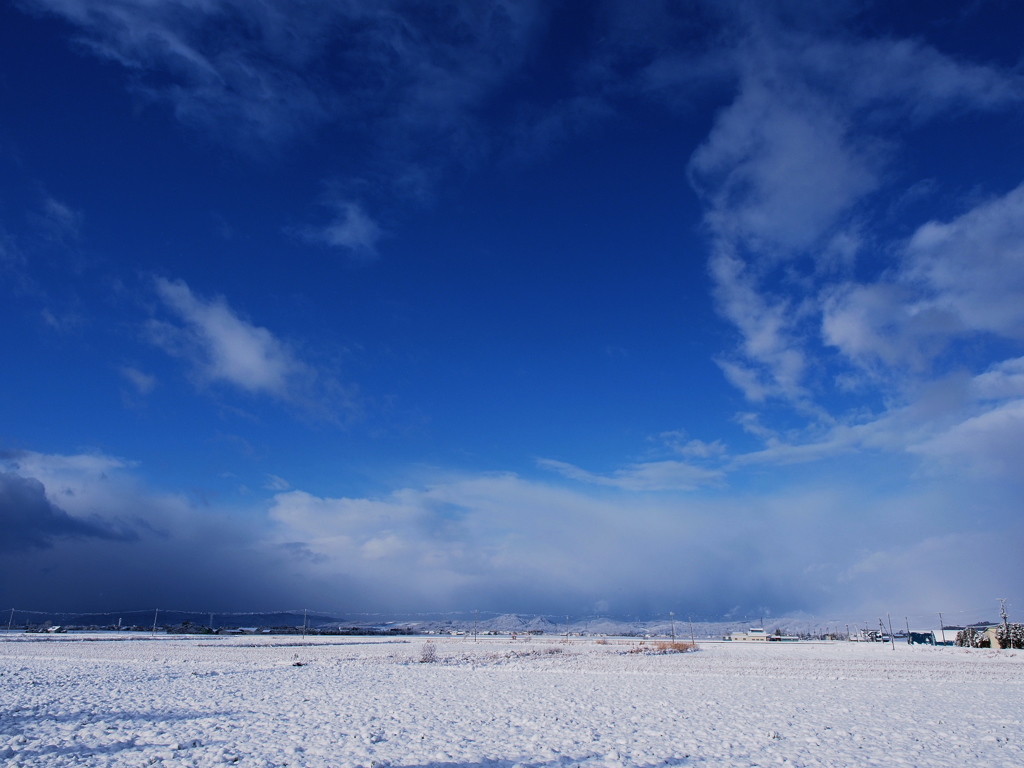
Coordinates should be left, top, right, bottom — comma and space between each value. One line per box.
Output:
10, 611, 1024, 649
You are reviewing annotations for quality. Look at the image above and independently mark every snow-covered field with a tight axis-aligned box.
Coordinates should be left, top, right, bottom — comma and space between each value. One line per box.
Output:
2, 634, 1022, 767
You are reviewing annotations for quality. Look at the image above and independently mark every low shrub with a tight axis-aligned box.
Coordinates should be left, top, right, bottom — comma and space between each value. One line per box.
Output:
419, 641, 438, 663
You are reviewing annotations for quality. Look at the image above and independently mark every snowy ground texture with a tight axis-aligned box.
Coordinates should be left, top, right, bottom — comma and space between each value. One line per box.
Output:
2, 635, 1022, 768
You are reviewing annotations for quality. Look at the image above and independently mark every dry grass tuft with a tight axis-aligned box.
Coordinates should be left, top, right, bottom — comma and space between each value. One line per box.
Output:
654, 641, 698, 653
627, 640, 698, 654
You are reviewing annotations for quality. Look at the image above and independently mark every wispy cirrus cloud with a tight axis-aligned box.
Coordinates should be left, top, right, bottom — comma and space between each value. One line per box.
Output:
20, 0, 555, 266
34, 197, 84, 243
21, 0, 546, 149
537, 457, 724, 492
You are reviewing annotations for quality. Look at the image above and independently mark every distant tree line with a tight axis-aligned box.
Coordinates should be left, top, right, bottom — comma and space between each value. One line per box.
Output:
955, 624, 1024, 649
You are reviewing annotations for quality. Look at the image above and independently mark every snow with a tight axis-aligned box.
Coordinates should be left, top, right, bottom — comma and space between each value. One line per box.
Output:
2, 634, 1022, 767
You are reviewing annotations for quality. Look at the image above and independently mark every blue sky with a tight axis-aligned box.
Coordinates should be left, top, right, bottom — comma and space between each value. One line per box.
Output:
2, 0, 1023, 622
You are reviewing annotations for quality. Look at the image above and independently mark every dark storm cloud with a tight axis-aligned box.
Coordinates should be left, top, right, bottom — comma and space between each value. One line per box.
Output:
0, 470, 135, 551
0, 453, 336, 612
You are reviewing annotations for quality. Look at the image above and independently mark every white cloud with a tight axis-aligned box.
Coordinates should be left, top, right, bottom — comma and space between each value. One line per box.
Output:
37, 197, 83, 242
820, 282, 953, 372
264, 474, 290, 491
537, 457, 724, 492
658, 432, 727, 459
690, 84, 878, 255
709, 250, 808, 403
2, 447, 1020, 616
119, 365, 157, 395
683, 24, 1024, 406
908, 398, 1024, 480
41, 307, 85, 334
822, 183, 1024, 374
267, 474, 761, 611
148, 277, 308, 399
7, 449, 132, 480
971, 357, 1024, 401
301, 200, 383, 257
904, 183, 1024, 339
836, 530, 1018, 618
265, 460, 1022, 616
817, 37, 1024, 119
721, 354, 1024, 490
688, 68, 875, 403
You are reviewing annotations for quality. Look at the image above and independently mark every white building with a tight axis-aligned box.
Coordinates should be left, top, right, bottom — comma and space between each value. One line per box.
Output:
728, 627, 769, 641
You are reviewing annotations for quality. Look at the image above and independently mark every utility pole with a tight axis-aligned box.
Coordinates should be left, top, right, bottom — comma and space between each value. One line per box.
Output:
938, 612, 946, 645
5, 608, 13, 638
474, 610, 479, 643
152, 608, 159, 637
998, 599, 1009, 649
670, 611, 675, 642
886, 614, 895, 650
905, 617, 911, 644
565, 615, 570, 643
688, 616, 695, 646
302, 608, 307, 639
